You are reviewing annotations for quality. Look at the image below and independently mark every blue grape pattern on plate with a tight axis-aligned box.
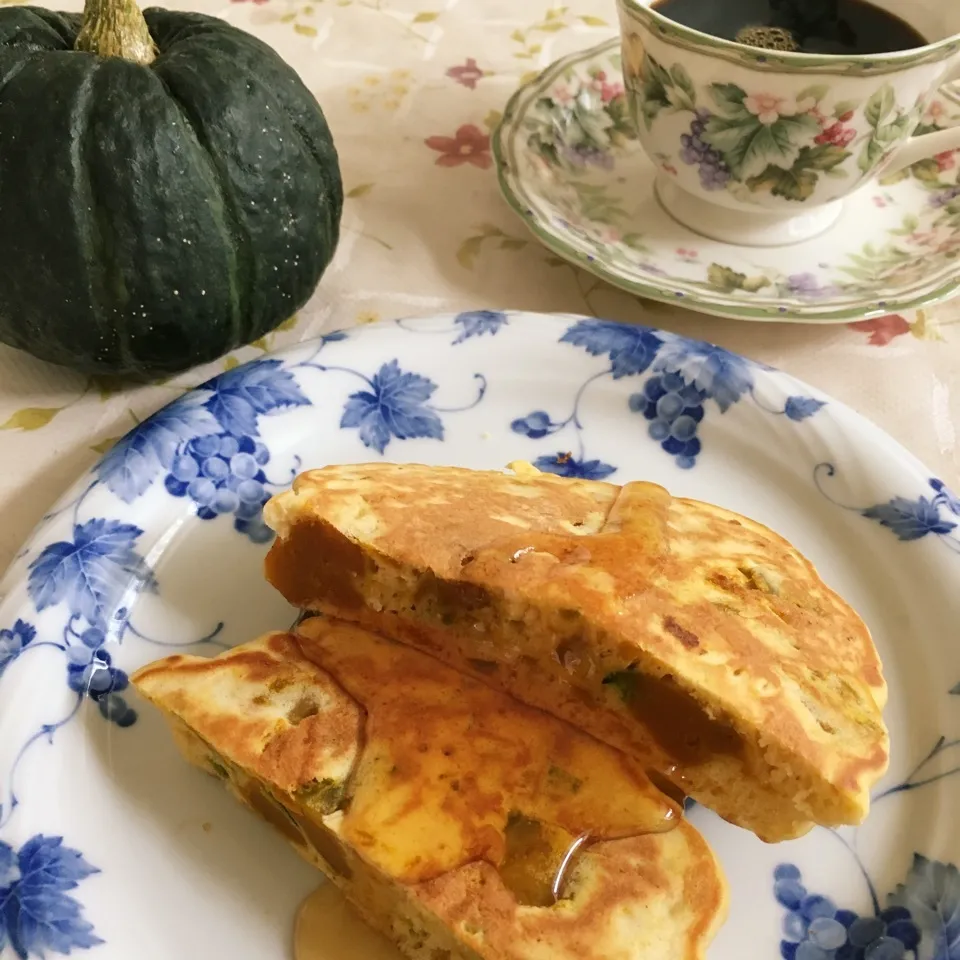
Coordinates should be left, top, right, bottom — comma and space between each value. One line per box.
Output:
0, 511, 220, 834
512, 319, 824, 473
96, 331, 486, 540
776, 862, 919, 960
774, 736, 960, 960
21, 518, 158, 731
775, 856, 960, 960
99, 357, 311, 544
164, 432, 276, 543
629, 370, 706, 470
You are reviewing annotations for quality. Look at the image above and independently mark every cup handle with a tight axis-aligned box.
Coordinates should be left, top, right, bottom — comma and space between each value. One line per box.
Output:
880, 125, 960, 176
880, 76, 960, 177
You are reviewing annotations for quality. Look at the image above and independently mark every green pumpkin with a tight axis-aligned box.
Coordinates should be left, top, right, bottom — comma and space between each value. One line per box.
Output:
0, 0, 342, 378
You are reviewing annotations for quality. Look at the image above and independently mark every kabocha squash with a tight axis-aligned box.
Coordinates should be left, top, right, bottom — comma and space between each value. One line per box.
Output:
0, 0, 342, 378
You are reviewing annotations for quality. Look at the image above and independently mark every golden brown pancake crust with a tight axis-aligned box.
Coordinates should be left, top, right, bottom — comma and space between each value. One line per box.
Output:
133, 620, 728, 960
263, 462, 889, 840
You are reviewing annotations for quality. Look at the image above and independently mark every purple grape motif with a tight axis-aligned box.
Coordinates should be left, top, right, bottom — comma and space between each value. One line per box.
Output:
561, 143, 615, 170
680, 109, 731, 191
65, 635, 136, 728
164, 433, 273, 542
629, 372, 705, 469
775, 864, 921, 960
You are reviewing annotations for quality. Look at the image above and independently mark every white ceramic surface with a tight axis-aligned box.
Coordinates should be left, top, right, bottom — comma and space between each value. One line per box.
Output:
0, 312, 957, 960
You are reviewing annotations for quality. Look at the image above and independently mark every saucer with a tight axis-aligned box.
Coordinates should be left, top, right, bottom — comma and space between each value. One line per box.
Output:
493, 39, 960, 324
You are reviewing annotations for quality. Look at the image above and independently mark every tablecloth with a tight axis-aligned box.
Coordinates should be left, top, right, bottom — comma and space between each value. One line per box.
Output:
0, 0, 958, 574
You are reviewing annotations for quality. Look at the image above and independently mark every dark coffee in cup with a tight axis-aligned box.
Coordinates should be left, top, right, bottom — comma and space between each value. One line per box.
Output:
650, 0, 927, 54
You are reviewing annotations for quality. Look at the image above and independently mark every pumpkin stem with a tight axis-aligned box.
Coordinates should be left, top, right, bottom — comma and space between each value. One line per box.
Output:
75, 0, 156, 65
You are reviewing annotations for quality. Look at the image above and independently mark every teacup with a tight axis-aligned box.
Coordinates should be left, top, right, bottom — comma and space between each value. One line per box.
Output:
616, 0, 960, 245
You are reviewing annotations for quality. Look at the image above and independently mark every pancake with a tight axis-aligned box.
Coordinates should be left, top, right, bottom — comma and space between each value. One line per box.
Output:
132, 619, 728, 960
263, 461, 889, 842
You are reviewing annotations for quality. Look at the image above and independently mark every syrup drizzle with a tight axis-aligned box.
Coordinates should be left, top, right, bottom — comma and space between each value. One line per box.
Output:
498, 815, 587, 907
294, 884, 402, 960
292, 624, 681, 906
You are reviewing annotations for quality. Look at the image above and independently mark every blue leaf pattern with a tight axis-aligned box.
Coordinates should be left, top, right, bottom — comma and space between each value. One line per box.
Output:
930, 479, 960, 516
27, 520, 155, 627
0, 835, 102, 959
453, 310, 508, 344
654, 338, 754, 412
534, 453, 617, 480
785, 396, 826, 421
96, 392, 220, 503
0, 842, 15, 888
889, 855, 960, 960
340, 360, 443, 454
863, 497, 957, 541
0, 621, 35, 677
560, 319, 664, 379
1, 325, 495, 842
202, 360, 309, 438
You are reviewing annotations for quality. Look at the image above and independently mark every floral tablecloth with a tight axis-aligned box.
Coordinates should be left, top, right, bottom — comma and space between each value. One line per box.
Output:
0, 0, 958, 574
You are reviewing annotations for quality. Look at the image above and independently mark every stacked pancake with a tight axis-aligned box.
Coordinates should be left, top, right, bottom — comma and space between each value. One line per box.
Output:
133, 461, 890, 960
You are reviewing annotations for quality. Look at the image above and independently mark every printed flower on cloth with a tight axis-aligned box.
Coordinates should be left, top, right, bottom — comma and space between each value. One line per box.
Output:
425, 124, 492, 169
847, 314, 912, 345
446, 59, 486, 90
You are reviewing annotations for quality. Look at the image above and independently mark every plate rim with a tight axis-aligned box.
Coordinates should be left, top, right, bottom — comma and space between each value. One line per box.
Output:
0, 310, 957, 960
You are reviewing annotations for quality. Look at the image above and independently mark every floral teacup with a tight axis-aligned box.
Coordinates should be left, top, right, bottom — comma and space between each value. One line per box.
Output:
617, 0, 960, 244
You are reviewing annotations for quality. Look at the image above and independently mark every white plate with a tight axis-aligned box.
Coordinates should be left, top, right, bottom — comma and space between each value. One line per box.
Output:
0, 311, 957, 960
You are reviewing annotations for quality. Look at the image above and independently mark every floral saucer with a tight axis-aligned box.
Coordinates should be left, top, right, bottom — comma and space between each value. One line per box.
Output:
493, 39, 960, 324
